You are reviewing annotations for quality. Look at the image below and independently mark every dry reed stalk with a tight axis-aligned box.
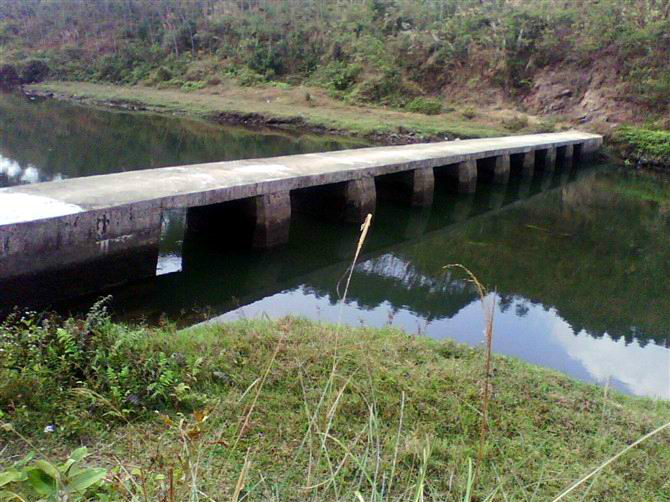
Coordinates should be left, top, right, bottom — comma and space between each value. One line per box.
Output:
337, 213, 373, 316
444, 264, 496, 490
232, 448, 252, 502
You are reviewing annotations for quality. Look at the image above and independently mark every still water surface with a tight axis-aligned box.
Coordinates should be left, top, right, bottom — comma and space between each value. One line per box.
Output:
1, 92, 668, 399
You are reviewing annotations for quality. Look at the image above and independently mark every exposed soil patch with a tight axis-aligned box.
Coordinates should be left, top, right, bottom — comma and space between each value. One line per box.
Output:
522, 59, 636, 129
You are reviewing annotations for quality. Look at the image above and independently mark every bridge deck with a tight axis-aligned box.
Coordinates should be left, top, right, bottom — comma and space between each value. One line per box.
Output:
0, 131, 601, 225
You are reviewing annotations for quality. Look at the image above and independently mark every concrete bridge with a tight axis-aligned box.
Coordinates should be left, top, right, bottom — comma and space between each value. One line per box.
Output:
0, 131, 601, 304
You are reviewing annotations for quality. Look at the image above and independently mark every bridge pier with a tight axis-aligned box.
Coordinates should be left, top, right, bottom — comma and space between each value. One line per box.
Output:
342, 178, 376, 222
250, 192, 292, 248
404, 168, 434, 206
293, 177, 376, 223
435, 160, 477, 193
580, 138, 600, 162
376, 167, 434, 206
557, 144, 574, 167
522, 151, 536, 176
511, 151, 536, 177
478, 154, 510, 184
537, 147, 557, 172
458, 160, 478, 193
186, 191, 291, 249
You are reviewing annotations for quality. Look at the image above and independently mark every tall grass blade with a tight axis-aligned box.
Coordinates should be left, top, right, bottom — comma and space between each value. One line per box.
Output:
387, 391, 405, 498
230, 334, 284, 455
319, 432, 382, 501
551, 420, 670, 502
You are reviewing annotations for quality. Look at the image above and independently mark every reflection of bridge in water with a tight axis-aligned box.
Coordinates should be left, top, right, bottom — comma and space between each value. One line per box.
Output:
99, 163, 670, 350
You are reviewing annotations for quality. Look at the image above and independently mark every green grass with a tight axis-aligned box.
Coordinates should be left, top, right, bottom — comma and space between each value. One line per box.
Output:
612, 126, 670, 165
28, 81, 524, 141
2, 312, 669, 501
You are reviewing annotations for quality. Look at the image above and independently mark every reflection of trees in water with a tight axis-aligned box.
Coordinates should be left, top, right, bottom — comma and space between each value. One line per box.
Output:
303, 254, 479, 321
499, 295, 532, 318
304, 171, 670, 348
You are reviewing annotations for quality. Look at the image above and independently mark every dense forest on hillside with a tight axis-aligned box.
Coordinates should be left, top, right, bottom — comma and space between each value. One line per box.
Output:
1, 0, 669, 124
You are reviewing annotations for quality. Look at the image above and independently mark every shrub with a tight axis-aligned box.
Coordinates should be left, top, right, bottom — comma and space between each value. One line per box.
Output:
0, 63, 20, 88
0, 299, 206, 435
531, 118, 557, 133
19, 59, 49, 83
237, 67, 266, 86
93, 54, 127, 82
461, 106, 477, 119
269, 81, 291, 90
405, 97, 442, 115
155, 66, 172, 82
613, 126, 670, 164
502, 114, 530, 131
181, 80, 206, 91
351, 70, 420, 106
316, 61, 362, 91
165, 78, 184, 88
183, 58, 220, 82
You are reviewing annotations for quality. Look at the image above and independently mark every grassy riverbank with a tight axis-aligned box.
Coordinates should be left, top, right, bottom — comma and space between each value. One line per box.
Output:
610, 126, 670, 169
26, 81, 559, 144
1, 311, 669, 501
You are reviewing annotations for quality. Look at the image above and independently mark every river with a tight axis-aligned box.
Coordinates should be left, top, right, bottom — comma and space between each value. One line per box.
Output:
1, 91, 668, 399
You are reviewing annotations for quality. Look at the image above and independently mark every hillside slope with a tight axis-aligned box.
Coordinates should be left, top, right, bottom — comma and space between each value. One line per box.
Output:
1, 0, 669, 131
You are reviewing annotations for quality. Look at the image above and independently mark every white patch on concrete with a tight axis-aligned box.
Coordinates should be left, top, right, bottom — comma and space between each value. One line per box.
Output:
235, 164, 295, 178
326, 156, 376, 166
0, 193, 84, 224
188, 172, 217, 185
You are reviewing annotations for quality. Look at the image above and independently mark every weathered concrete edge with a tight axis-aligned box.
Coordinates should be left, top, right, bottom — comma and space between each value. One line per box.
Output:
0, 134, 602, 217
